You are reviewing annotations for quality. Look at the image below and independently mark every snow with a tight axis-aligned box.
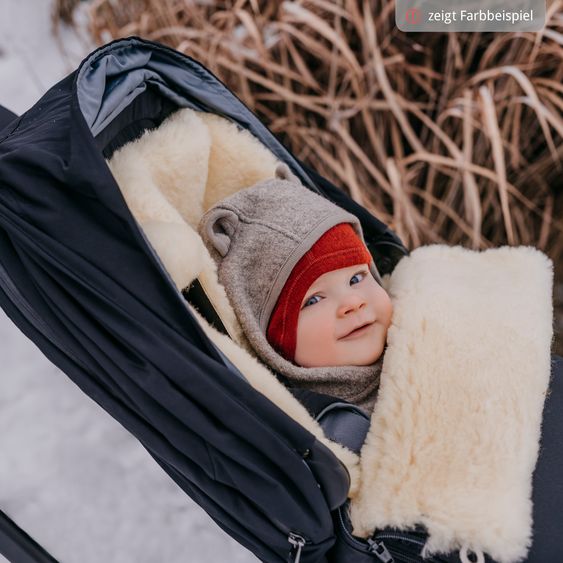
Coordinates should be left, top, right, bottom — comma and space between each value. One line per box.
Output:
0, 2, 257, 561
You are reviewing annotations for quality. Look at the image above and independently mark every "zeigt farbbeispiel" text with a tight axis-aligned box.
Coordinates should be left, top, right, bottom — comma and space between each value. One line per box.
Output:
428, 9, 534, 25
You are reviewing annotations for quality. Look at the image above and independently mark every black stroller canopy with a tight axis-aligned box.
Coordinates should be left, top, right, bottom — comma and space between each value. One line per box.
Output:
79, 40, 315, 179
76, 37, 405, 266
0, 37, 406, 563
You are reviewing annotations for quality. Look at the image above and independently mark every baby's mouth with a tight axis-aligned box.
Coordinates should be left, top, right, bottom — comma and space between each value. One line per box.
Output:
339, 321, 375, 340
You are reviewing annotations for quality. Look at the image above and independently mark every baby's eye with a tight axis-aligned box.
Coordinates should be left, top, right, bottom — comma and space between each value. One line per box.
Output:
303, 294, 322, 308
350, 271, 367, 285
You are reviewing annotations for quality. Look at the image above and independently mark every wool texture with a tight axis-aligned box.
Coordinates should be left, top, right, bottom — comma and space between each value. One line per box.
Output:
350, 244, 553, 563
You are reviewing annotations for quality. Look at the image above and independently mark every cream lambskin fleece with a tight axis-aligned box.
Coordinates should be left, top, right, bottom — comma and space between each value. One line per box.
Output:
107, 108, 554, 563
107, 108, 279, 347
351, 245, 553, 563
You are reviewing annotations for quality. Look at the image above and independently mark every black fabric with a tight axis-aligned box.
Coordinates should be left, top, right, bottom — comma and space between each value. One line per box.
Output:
315, 404, 370, 456
0, 38, 363, 563
330, 504, 453, 563
290, 387, 344, 419
182, 279, 229, 337
97, 86, 178, 159
526, 354, 563, 562
0, 510, 59, 563
289, 388, 370, 455
0, 105, 17, 132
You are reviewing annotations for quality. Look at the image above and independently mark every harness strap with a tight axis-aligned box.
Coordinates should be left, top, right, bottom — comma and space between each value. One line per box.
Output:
182, 279, 230, 337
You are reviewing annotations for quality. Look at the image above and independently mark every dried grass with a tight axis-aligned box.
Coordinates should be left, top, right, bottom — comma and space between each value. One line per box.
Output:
53, 0, 82, 24
60, 0, 563, 349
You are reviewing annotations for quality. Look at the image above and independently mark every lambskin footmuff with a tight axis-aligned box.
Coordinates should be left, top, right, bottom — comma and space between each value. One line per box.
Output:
109, 107, 554, 563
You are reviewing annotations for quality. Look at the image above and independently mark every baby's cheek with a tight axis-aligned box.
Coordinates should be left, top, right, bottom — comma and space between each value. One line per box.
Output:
304, 316, 329, 347
380, 293, 393, 326
295, 311, 335, 366
295, 315, 318, 355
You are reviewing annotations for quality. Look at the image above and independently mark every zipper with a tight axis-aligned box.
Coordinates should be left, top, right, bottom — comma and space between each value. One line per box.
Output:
337, 505, 375, 549
373, 531, 450, 563
373, 532, 426, 547
336, 507, 396, 562
288, 532, 306, 563
337, 505, 450, 563
367, 538, 395, 562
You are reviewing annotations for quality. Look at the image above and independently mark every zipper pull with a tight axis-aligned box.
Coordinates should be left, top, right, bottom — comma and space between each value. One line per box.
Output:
288, 532, 305, 563
367, 538, 395, 563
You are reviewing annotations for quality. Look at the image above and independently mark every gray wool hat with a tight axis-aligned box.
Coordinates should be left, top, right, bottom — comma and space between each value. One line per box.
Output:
198, 163, 383, 414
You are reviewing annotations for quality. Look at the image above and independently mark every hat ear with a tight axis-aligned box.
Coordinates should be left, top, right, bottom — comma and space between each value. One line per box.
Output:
200, 208, 239, 257
275, 162, 301, 184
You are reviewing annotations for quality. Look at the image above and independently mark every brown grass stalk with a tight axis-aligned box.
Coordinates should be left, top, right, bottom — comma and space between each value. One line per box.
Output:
55, 0, 563, 351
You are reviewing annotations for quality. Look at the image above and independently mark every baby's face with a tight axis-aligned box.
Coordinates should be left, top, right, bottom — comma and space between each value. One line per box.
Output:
294, 264, 393, 368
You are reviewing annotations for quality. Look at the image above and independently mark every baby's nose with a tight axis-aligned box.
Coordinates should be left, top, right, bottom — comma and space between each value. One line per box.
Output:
337, 293, 366, 316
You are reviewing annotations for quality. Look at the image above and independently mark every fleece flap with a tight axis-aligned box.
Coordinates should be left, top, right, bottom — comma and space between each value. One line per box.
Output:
350, 244, 553, 563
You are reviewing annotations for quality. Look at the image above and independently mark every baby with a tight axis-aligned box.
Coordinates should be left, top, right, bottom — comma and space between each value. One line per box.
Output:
199, 164, 393, 414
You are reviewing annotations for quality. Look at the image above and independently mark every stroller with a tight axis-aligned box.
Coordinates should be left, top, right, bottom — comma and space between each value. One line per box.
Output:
0, 37, 561, 563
